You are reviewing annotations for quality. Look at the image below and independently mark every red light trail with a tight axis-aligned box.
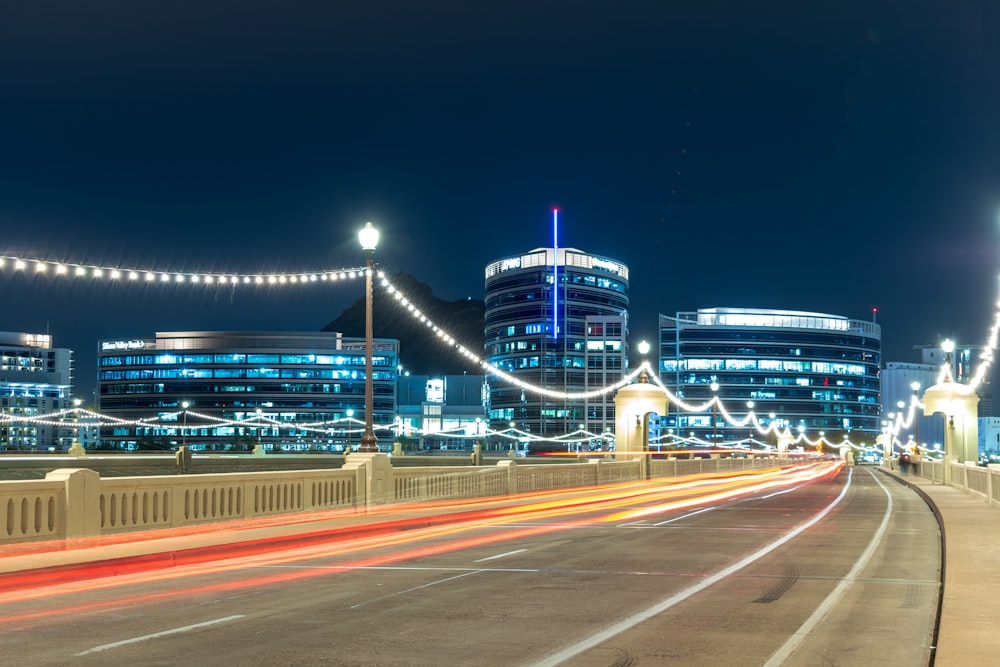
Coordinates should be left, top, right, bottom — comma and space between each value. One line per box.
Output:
0, 462, 841, 627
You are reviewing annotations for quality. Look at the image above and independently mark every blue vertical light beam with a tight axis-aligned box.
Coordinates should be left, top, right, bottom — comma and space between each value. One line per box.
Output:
552, 208, 559, 341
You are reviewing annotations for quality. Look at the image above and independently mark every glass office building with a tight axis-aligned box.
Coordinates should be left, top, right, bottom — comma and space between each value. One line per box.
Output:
96, 331, 398, 451
658, 308, 881, 444
484, 248, 629, 443
0, 331, 74, 451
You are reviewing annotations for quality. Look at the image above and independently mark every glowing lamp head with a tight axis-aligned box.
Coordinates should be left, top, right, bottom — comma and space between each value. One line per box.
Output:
942, 339, 955, 354
911, 380, 921, 392
710, 381, 719, 393
358, 222, 380, 252
181, 401, 189, 409
637, 340, 650, 355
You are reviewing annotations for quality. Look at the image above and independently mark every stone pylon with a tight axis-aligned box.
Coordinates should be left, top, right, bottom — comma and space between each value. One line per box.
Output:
613, 369, 669, 479
922, 363, 980, 484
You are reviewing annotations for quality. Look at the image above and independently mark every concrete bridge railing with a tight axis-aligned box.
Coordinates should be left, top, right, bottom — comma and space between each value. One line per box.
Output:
1, 455, 791, 543
915, 459, 1000, 508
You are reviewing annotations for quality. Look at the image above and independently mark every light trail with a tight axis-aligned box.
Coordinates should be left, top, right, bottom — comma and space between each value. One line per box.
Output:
0, 462, 840, 627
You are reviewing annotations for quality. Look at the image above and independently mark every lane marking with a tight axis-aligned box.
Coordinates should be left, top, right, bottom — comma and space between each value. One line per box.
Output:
761, 468, 893, 666
642, 487, 801, 528
75, 615, 245, 656
530, 469, 855, 667
349, 570, 483, 610
760, 485, 802, 499
650, 505, 718, 527
475, 549, 528, 563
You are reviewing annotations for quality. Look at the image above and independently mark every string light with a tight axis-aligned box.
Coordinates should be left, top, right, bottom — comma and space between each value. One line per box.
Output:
3, 253, 999, 452
0, 255, 368, 287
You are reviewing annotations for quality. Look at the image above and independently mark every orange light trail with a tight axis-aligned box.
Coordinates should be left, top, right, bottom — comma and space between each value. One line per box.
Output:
0, 461, 841, 626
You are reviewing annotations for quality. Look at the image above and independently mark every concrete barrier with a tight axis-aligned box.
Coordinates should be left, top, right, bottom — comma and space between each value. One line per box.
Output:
916, 459, 1000, 510
0, 455, 794, 543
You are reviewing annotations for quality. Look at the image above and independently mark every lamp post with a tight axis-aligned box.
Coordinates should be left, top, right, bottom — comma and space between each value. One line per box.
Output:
346, 408, 354, 451
710, 381, 719, 444
73, 398, 82, 451
746, 400, 754, 450
181, 401, 189, 449
358, 221, 380, 453
911, 380, 921, 448
256, 407, 263, 450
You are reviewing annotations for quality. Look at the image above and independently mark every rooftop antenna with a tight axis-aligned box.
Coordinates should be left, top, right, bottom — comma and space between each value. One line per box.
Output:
552, 207, 559, 340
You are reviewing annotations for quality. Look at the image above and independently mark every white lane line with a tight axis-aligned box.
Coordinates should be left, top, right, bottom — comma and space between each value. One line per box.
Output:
529, 469, 856, 667
650, 505, 718, 527
760, 485, 802, 499
761, 468, 893, 666
349, 570, 483, 610
475, 549, 528, 563
75, 615, 245, 656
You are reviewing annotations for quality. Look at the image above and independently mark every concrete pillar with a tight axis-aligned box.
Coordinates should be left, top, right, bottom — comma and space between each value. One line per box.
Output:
45, 468, 101, 539
497, 459, 517, 494
342, 452, 393, 508
613, 374, 668, 480
922, 377, 979, 485
175, 446, 193, 474
840, 445, 854, 465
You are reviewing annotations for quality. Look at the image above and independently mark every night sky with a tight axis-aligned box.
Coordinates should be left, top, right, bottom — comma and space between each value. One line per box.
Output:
1, 2, 998, 399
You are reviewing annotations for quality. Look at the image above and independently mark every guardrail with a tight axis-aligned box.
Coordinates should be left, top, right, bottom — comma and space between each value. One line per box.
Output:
914, 459, 1000, 508
1, 455, 791, 543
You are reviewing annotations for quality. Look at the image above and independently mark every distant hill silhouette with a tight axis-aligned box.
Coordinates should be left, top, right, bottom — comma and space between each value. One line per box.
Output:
322, 272, 485, 375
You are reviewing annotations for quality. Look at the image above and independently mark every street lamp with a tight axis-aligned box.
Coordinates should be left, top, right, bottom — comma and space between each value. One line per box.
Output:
358, 221, 380, 453
636, 339, 651, 384
710, 381, 719, 443
746, 400, 754, 448
256, 407, 263, 450
911, 380, 922, 448
181, 401, 189, 449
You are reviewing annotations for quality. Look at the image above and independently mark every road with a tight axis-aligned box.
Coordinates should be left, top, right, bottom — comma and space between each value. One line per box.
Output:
2, 464, 941, 666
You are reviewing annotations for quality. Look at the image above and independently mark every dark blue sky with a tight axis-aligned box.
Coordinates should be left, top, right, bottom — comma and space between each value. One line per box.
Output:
1, 1, 998, 397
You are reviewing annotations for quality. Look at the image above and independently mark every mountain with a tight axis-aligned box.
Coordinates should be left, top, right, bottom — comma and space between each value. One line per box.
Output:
321, 272, 486, 376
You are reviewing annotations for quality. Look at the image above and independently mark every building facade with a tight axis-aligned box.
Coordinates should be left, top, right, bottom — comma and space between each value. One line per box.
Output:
658, 308, 882, 446
96, 331, 398, 451
484, 248, 629, 445
0, 331, 74, 451
397, 374, 488, 451
881, 361, 944, 451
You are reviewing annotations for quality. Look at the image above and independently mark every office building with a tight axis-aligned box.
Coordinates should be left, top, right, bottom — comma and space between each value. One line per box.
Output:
397, 374, 488, 451
96, 331, 398, 451
881, 362, 944, 451
0, 331, 74, 450
484, 247, 629, 444
658, 308, 882, 445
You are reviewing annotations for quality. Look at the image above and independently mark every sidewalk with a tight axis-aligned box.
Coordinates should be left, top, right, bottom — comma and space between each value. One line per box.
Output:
880, 467, 1000, 666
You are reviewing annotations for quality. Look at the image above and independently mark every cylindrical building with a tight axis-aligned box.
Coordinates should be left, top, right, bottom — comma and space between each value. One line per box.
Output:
484, 248, 629, 447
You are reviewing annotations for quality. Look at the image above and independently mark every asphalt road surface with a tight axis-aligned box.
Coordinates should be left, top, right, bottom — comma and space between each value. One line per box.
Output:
2, 464, 941, 666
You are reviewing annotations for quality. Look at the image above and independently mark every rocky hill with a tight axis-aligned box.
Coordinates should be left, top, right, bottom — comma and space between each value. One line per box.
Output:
322, 273, 485, 375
